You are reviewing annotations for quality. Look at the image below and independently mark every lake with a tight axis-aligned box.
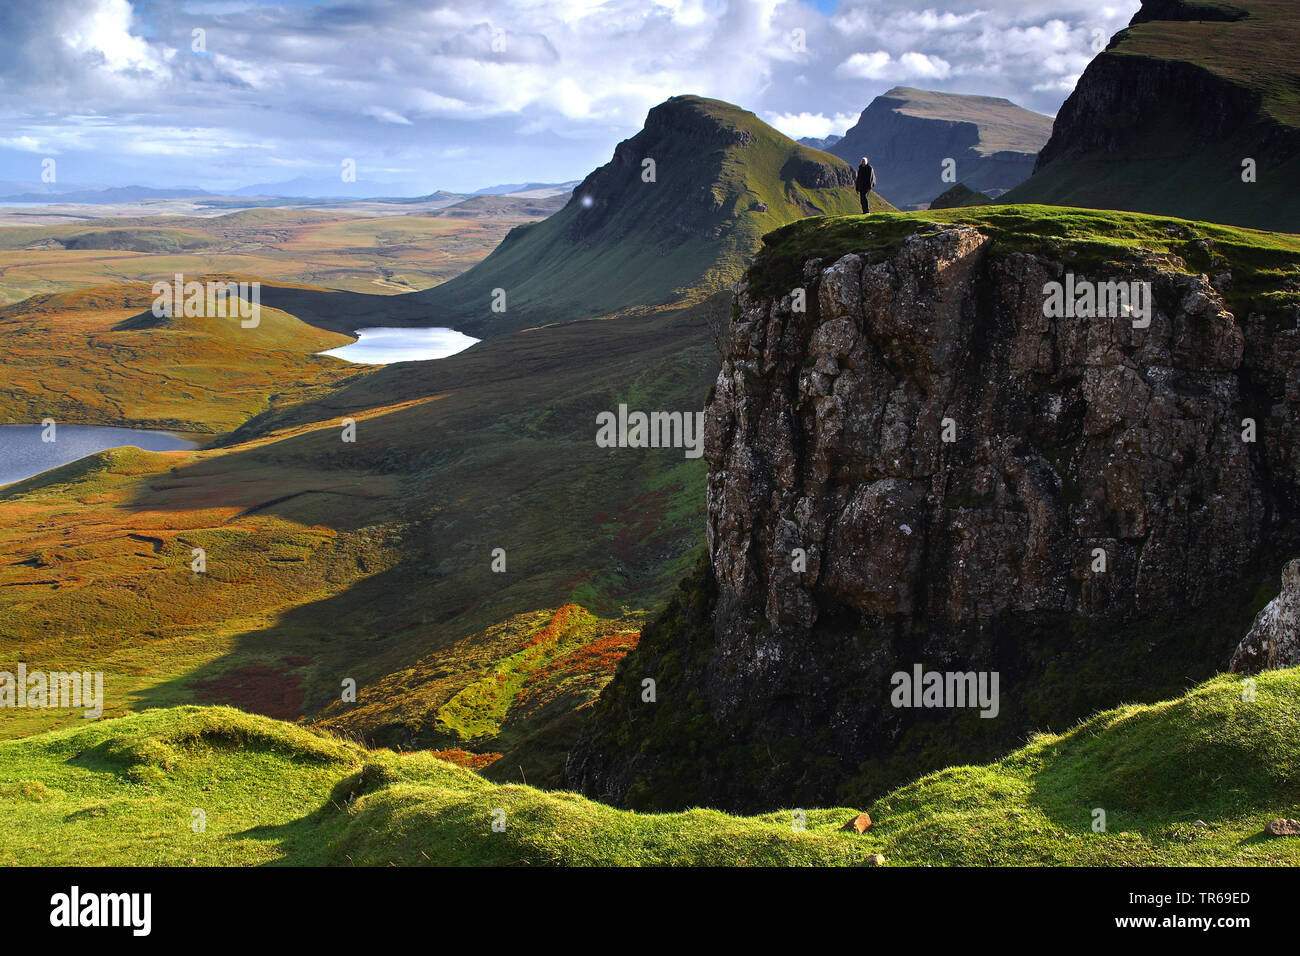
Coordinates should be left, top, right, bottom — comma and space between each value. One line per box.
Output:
0, 424, 197, 487
319, 327, 479, 364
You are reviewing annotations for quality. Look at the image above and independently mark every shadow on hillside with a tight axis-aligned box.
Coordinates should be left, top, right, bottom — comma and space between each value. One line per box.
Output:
229, 794, 347, 865
230, 768, 415, 865
255, 283, 435, 336
123, 305, 718, 746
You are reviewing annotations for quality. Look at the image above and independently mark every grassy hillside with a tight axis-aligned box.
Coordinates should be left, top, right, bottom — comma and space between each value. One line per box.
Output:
0, 283, 365, 434
928, 183, 993, 209
414, 95, 886, 337
2, 668, 1297, 865
0, 296, 718, 785
1006, 0, 1300, 231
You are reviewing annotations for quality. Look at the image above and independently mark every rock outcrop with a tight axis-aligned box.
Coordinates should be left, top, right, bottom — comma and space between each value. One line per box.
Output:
1230, 559, 1300, 673
566, 214, 1300, 812
708, 227, 1268, 640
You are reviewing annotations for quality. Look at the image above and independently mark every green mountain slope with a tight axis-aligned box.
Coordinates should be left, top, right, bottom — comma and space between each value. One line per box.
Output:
2, 667, 1297, 865
927, 182, 993, 209
414, 95, 884, 337
1006, 0, 1300, 231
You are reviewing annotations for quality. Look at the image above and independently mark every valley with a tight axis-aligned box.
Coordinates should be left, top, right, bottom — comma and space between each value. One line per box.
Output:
1, 0, 1299, 880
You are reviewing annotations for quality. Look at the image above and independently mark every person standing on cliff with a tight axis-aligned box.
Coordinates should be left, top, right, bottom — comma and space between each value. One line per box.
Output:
855, 156, 876, 213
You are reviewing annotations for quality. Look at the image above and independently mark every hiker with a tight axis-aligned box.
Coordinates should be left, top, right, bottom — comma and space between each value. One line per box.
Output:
856, 156, 876, 213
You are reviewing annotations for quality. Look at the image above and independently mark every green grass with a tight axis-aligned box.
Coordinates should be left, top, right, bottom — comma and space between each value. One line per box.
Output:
747, 204, 1300, 321
0, 282, 367, 433
1119, 0, 1300, 128
2, 667, 1298, 865
877, 669, 1300, 865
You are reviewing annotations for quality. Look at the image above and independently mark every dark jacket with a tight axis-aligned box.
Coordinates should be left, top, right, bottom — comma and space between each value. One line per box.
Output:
855, 162, 876, 194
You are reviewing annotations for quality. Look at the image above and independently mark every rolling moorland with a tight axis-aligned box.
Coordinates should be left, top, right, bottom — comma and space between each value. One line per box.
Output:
1, 668, 1297, 865
0, 98, 878, 788
3, 0, 1300, 865
0, 204, 553, 306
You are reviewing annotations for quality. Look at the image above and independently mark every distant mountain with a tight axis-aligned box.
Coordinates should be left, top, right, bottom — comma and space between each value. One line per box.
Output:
227, 177, 413, 198
1005, 0, 1300, 232
435, 193, 569, 219
0, 185, 212, 204
829, 86, 1052, 209
471, 181, 580, 196
797, 134, 842, 151
927, 182, 993, 209
416, 95, 886, 337
0, 180, 108, 197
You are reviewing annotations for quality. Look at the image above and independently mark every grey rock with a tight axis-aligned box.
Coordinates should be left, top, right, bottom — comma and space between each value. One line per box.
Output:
1230, 560, 1300, 673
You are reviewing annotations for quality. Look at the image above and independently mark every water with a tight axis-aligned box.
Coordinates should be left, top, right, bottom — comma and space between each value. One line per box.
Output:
319, 327, 479, 364
0, 424, 197, 487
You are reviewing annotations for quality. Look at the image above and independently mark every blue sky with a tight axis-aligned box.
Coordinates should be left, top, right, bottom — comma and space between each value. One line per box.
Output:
0, 0, 1141, 195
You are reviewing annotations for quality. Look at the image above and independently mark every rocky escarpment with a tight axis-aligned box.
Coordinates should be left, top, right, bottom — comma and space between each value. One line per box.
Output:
709, 228, 1271, 637
566, 213, 1300, 812
830, 87, 1051, 209
1007, 0, 1300, 231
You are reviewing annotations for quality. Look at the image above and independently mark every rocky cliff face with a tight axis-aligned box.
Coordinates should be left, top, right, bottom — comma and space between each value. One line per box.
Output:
709, 227, 1268, 639
566, 215, 1300, 812
830, 87, 1051, 209
1007, 0, 1300, 231
1031, 54, 1266, 173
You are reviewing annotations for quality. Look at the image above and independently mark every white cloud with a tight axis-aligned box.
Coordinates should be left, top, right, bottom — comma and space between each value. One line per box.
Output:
898, 51, 951, 79
363, 106, 414, 125
0, 0, 1143, 192
836, 51, 893, 79
764, 110, 859, 139
61, 0, 161, 74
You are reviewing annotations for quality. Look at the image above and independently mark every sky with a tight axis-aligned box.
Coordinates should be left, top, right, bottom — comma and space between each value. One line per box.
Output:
0, 0, 1142, 195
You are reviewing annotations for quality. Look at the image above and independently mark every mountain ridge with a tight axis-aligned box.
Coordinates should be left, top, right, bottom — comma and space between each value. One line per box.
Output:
1006, 0, 1300, 231
412, 94, 883, 337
